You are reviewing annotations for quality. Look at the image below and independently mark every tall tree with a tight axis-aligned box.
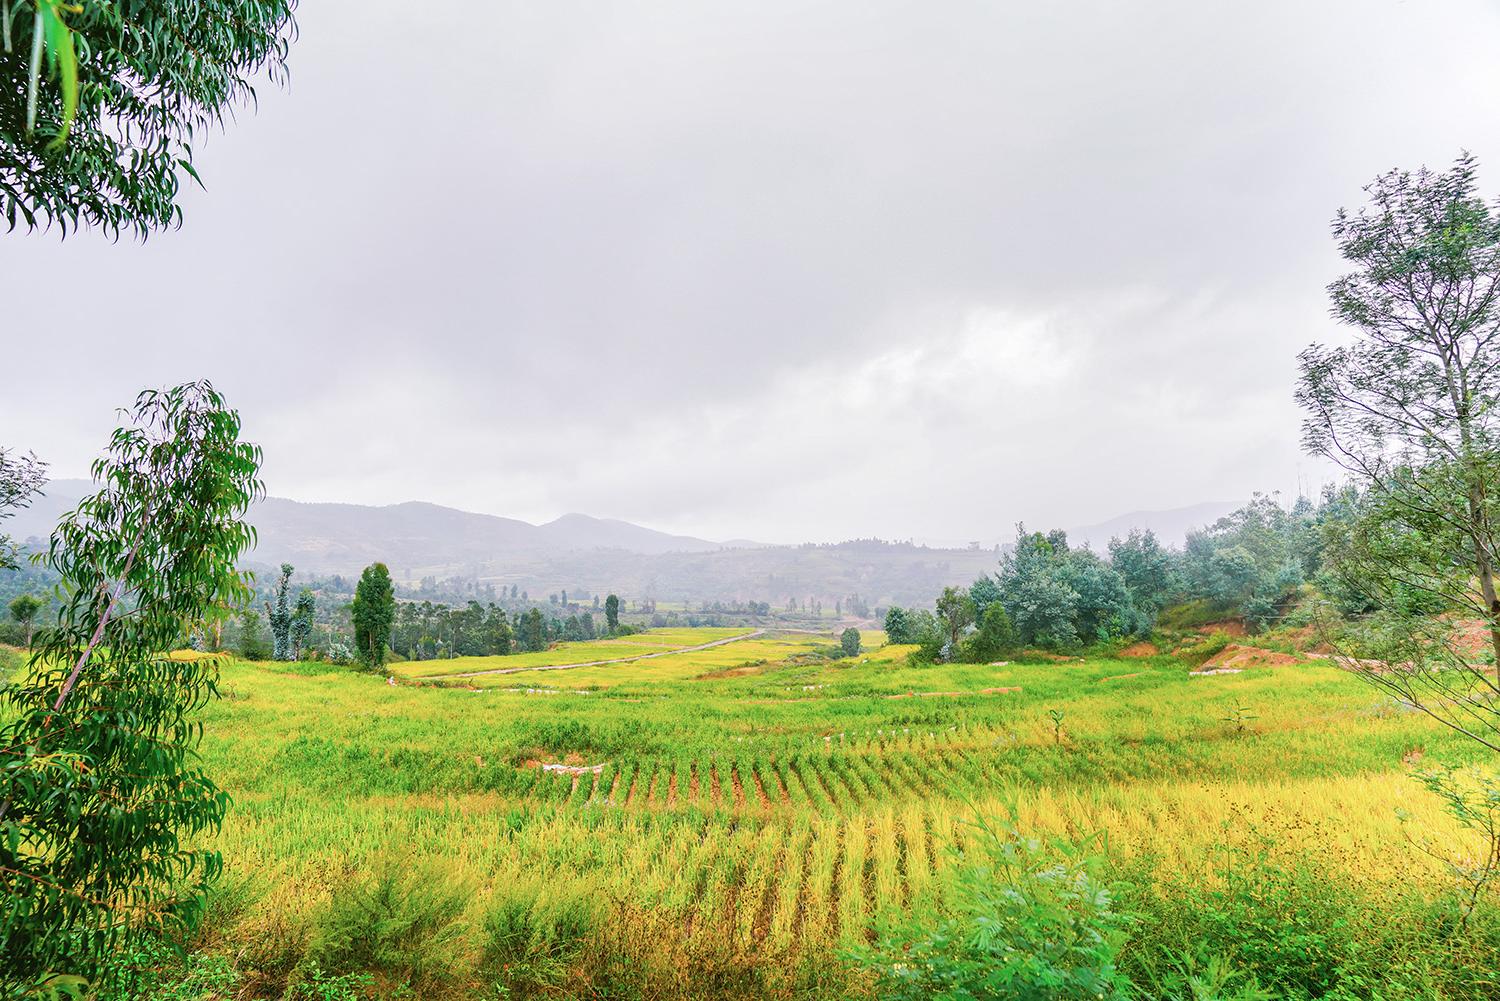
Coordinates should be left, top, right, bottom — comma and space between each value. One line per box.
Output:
604, 593, 620, 633
8, 592, 41, 645
1, 1, 297, 237
883, 606, 914, 644
1298, 153, 1500, 745
483, 604, 512, 655
998, 529, 1080, 649
0, 447, 46, 570
935, 586, 976, 657
264, 562, 294, 661
236, 608, 268, 661
519, 608, 546, 653
0, 382, 261, 996
1107, 528, 1175, 617
352, 563, 395, 670
290, 588, 315, 660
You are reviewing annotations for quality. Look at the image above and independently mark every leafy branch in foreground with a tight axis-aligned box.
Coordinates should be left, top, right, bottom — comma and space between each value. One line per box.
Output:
0, 381, 263, 998
1, 0, 298, 237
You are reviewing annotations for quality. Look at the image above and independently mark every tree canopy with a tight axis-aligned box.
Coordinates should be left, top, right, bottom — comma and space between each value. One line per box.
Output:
1299, 153, 1500, 747
1, 0, 297, 237
351, 563, 395, 669
0, 446, 45, 569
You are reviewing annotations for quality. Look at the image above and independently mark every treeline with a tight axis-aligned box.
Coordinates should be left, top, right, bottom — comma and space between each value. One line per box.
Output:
175, 563, 638, 667
389, 600, 625, 660
886, 490, 1359, 660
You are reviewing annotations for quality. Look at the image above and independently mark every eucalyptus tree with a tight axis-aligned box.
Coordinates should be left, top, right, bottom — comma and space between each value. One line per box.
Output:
264, 562, 295, 660
0, 446, 45, 569
1, 0, 297, 236
1298, 153, 1500, 748
0, 381, 262, 997
352, 563, 395, 669
290, 588, 315, 660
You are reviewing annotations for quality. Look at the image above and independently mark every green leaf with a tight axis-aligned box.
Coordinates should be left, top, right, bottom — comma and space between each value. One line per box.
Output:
39, 1, 78, 149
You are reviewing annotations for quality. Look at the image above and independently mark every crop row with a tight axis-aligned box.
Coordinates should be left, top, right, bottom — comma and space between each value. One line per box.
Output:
508, 746, 1014, 815
487, 806, 960, 954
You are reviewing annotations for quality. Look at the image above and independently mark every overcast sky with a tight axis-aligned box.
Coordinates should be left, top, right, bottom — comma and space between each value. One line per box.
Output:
4, 0, 1499, 545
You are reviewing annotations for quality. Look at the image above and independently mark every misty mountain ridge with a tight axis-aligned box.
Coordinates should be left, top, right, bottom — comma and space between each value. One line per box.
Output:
5, 481, 1237, 603
8, 481, 736, 564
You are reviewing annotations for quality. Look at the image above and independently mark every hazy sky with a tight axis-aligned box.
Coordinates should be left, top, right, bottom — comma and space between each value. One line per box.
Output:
4, 1, 1499, 544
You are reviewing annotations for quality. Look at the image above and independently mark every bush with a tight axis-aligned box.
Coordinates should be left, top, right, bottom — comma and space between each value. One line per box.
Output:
323, 638, 357, 666
481, 892, 598, 997
851, 813, 1134, 1000
840, 628, 861, 658
1136, 836, 1357, 997
303, 857, 469, 992
958, 603, 1015, 663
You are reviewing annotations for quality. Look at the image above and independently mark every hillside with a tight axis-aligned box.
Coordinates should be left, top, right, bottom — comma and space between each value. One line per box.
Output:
4, 481, 1226, 606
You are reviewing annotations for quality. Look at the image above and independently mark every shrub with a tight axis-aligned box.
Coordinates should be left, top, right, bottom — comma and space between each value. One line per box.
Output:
481, 892, 598, 997
98, 942, 242, 1001
851, 812, 1134, 1000
959, 603, 1015, 663
303, 857, 469, 992
1136, 952, 1275, 1001
289, 964, 375, 1001
1144, 837, 1357, 997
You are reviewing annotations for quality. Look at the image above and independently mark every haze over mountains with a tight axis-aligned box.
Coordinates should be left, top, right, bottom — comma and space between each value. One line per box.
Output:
8, 481, 1237, 605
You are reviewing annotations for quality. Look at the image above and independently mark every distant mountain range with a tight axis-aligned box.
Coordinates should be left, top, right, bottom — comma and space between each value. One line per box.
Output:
8, 480, 757, 568
4, 481, 1237, 605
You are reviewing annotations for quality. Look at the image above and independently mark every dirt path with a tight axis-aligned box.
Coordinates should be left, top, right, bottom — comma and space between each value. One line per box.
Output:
422, 629, 767, 680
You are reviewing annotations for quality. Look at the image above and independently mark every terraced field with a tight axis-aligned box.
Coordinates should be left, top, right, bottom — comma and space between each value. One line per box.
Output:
179, 627, 1484, 998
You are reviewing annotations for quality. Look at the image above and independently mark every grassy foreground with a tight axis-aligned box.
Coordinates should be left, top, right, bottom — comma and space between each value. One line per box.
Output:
30, 630, 1500, 999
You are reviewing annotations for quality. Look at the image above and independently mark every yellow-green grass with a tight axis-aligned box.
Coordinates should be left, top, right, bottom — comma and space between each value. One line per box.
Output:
158, 627, 1496, 997
389, 626, 754, 679
12, 629, 1491, 998
452, 634, 839, 690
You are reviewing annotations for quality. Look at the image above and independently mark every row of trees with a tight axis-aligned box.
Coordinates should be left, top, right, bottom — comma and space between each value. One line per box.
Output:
883, 490, 1362, 660
339, 573, 628, 670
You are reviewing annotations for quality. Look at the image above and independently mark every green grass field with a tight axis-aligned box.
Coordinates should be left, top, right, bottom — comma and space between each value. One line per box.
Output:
112, 625, 1497, 999
21, 627, 1492, 998
388, 627, 754, 680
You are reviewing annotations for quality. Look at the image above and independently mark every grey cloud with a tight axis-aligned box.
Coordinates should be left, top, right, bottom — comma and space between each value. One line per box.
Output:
3, 0, 1498, 542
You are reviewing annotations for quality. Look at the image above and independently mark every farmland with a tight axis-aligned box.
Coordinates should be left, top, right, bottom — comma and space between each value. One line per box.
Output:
99, 626, 1498, 999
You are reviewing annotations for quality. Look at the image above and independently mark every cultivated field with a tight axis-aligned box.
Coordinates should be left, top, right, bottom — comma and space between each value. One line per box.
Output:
135, 626, 1496, 999
388, 627, 755, 680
